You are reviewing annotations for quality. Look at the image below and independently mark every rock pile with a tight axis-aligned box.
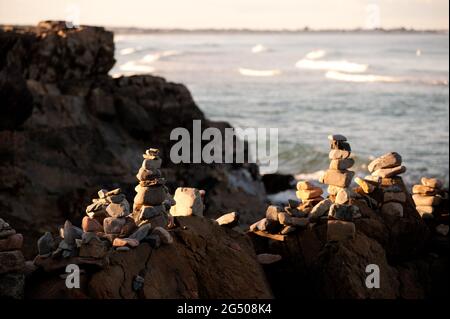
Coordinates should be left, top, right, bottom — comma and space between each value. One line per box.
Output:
249, 202, 310, 241
412, 177, 444, 219
132, 148, 175, 229
366, 152, 406, 217
170, 187, 204, 217
319, 134, 359, 241
0, 219, 25, 298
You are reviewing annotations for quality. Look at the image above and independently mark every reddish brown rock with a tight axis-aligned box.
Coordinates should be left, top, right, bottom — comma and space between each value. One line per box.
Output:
82, 216, 103, 233
0, 233, 23, 252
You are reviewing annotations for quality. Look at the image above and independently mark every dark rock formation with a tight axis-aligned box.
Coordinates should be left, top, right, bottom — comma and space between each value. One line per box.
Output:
0, 22, 267, 258
262, 173, 295, 194
250, 179, 449, 299
26, 217, 273, 299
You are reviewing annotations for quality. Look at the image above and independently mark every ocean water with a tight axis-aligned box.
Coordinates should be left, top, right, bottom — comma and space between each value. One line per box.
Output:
111, 32, 449, 186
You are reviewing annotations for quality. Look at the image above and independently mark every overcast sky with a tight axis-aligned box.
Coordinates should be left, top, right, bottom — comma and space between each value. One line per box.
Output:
0, 0, 448, 30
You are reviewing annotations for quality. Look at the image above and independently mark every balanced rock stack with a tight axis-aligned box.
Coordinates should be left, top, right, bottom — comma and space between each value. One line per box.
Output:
0, 219, 25, 298
412, 177, 443, 219
133, 148, 174, 229
319, 134, 359, 242
249, 203, 310, 240
367, 152, 406, 217
296, 181, 324, 212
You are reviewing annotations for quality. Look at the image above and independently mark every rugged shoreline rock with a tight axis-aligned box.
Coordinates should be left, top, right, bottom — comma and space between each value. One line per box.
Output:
0, 21, 267, 258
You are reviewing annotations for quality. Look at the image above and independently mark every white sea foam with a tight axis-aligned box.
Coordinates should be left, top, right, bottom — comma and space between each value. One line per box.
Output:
325, 71, 400, 83
142, 50, 181, 63
120, 47, 136, 55
296, 59, 368, 73
251, 44, 268, 53
305, 49, 326, 60
294, 170, 326, 182
238, 68, 281, 77
119, 61, 155, 73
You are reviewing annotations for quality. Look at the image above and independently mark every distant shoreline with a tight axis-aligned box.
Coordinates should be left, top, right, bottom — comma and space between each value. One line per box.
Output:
1, 23, 448, 35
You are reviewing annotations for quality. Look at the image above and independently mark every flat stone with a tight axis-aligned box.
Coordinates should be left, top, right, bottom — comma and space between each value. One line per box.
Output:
136, 167, 161, 181
379, 176, 403, 186
113, 237, 140, 247
37, 232, 54, 256
0, 233, 23, 252
82, 216, 103, 233
0, 250, 25, 274
98, 189, 108, 199
329, 204, 353, 221
421, 177, 443, 189
249, 218, 279, 233
335, 189, 351, 205
296, 181, 316, 190
384, 191, 406, 203
169, 187, 203, 217
103, 217, 126, 234
106, 201, 131, 218
321, 169, 354, 188
310, 199, 333, 221
327, 185, 344, 196
327, 134, 347, 142
354, 177, 376, 194
416, 206, 434, 218
139, 205, 166, 220
296, 188, 323, 201
85, 201, 107, 215
372, 165, 406, 178
116, 246, 130, 252
145, 148, 160, 156
129, 223, 153, 242
368, 152, 402, 173
436, 224, 449, 236
142, 158, 162, 170
216, 212, 240, 227
412, 185, 437, 195
328, 149, 351, 160
302, 197, 324, 208
364, 175, 381, 184
152, 227, 173, 244
140, 178, 165, 187
257, 253, 282, 265
134, 185, 167, 207
280, 225, 297, 235
327, 220, 355, 241
329, 158, 355, 170
106, 188, 121, 196
412, 194, 441, 206
107, 193, 126, 204
381, 202, 404, 217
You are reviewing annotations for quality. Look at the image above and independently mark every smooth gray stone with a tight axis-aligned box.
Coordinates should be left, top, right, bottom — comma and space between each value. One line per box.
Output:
129, 223, 152, 242
37, 232, 54, 256
108, 194, 126, 204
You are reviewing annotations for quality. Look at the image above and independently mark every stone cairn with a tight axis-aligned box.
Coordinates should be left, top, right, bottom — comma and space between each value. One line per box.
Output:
412, 177, 443, 219
132, 148, 175, 230
365, 151, 406, 217
319, 134, 360, 241
0, 219, 25, 298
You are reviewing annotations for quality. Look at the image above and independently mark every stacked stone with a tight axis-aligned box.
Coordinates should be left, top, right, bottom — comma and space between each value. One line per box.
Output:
249, 203, 310, 238
412, 177, 443, 219
0, 219, 25, 298
319, 134, 359, 241
133, 148, 174, 229
295, 181, 324, 212
367, 152, 406, 217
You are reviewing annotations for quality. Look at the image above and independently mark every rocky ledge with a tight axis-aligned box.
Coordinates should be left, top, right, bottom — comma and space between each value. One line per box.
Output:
0, 21, 267, 258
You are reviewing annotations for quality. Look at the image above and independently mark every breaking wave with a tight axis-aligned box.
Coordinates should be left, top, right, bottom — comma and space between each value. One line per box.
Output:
325, 71, 400, 83
142, 50, 181, 62
251, 44, 269, 53
305, 49, 326, 60
238, 68, 281, 77
120, 47, 136, 55
119, 61, 155, 73
296, 59, 368, 73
